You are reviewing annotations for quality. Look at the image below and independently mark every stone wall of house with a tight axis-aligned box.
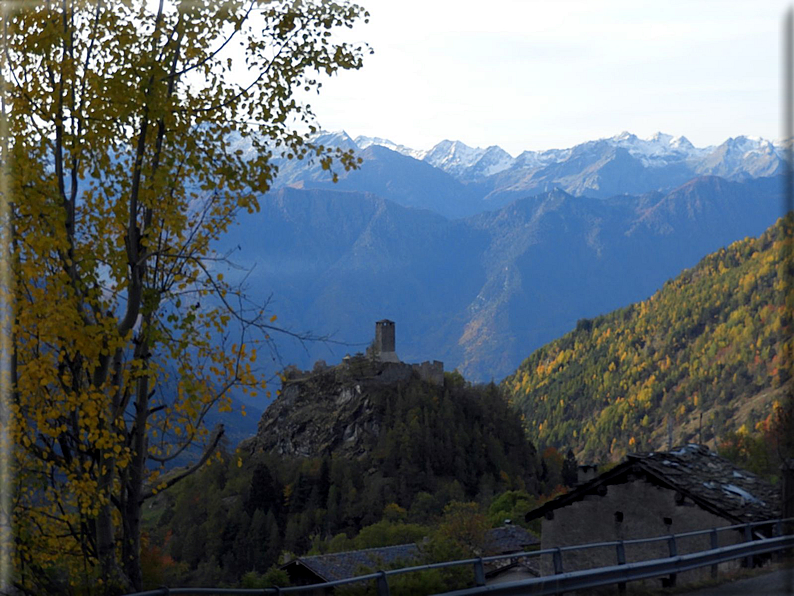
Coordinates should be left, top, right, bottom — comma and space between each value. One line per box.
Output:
539, 478, 744, 588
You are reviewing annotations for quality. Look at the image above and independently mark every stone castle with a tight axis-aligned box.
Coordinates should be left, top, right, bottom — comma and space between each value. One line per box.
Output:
282, 320, 444, 386
374, 320, 399, 363
252, 321, 446, 460
370, 319, 444, 386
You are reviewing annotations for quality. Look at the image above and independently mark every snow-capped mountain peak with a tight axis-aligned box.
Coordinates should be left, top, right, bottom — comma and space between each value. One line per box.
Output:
648, 131, 673, 144
354, 135, 427, 160
423, 140, 487, 176
670, 135, 694, 150
310, 130, 358, 152
600, 130, 716, 166
614, 131, 637, 142
460, 145, 515, 180
723, 135, 770, 153
270, 129, 782, 197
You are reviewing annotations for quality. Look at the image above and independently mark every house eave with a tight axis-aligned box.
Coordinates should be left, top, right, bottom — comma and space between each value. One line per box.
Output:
525, 457, 770, 527
280, 558, 333, 583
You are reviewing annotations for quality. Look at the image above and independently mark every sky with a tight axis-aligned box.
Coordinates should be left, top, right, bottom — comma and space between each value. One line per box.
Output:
298, 0, 794, 156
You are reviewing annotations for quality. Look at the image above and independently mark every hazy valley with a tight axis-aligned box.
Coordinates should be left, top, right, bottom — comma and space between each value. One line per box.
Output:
218, 131, 785, 385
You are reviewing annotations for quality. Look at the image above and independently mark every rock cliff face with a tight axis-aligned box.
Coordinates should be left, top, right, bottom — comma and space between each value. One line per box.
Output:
244, 356, 425, 459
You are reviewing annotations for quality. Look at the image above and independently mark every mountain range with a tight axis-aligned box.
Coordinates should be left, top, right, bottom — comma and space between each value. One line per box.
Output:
219, 170, 783, 385
265, 131, 784, 218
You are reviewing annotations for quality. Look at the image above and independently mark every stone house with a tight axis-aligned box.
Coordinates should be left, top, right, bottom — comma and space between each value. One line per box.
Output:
485, 523, 540, 555
281, 527, 540, 592
525, 444, 780, 588
483, 524, 541, 585
282, 543, 420, 594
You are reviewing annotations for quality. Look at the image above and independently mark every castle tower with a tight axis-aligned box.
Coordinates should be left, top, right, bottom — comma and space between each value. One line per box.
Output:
374, 320, 400, 363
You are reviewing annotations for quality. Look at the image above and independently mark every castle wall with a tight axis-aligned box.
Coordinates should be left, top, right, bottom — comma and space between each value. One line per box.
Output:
412, 360, 444, 386
378, 350, 401, 363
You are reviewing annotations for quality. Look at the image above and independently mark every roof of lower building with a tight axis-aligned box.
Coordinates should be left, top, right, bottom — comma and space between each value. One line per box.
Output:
526, 444, 779, 524
486, 525, 540, 554
282, 526, 540, 584
282, 543, 420, 583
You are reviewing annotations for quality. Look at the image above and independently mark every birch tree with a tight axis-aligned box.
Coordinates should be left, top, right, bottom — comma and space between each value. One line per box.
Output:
2, 0, 368, 592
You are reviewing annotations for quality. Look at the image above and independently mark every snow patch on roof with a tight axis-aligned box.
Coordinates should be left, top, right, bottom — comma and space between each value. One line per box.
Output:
722, 483, 765, 506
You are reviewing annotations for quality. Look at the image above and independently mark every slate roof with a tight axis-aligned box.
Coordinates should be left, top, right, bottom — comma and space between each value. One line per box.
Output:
485, 525, 540, 554
283, 543, 420, 583
283, 526, 540, 584
526, 444, 780, 525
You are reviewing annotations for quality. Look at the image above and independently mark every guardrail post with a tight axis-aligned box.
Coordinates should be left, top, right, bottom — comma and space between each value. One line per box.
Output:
782, 463, 794, 551
473, 557, 486, 586
376, 570, 390, 596
710, 528, 719, 578
743, 522, 753, 568
551, 548, 565, 596
774, 519, 785, 562
616, 540, 626, 593
553, 547, 563, 575
666, 534, 677, 588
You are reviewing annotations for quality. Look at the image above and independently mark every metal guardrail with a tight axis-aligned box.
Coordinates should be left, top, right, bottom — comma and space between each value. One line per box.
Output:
123, 517, 794, 596
433, 534, 794, 595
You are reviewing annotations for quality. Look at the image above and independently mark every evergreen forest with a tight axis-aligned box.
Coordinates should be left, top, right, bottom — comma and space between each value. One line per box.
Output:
140, 376, 576, 590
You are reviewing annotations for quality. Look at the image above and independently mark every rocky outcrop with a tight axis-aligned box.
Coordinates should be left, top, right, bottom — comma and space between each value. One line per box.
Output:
243, 356, 428, 459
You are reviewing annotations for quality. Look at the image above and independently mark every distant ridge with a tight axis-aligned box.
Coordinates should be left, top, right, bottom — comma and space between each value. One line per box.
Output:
268, 131, 784, 217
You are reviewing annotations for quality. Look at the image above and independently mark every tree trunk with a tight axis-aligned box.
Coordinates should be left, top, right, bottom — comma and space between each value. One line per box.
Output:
123, 368, 150, 591
96, 495, 129, 594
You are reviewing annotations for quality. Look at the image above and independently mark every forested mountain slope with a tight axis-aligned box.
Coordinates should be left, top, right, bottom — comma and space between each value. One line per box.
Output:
502, 214, 792, 462
145, 367, 546, 586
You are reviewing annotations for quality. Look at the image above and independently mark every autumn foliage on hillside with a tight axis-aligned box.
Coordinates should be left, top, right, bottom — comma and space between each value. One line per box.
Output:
503, 214, 793, 463
717, 395, 794, 480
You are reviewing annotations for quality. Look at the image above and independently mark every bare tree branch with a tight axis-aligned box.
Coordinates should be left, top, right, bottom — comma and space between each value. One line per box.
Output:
141, 423, 224, 502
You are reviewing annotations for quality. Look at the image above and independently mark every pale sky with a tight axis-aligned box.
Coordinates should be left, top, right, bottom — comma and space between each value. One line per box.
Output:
298, 0, 793, 156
